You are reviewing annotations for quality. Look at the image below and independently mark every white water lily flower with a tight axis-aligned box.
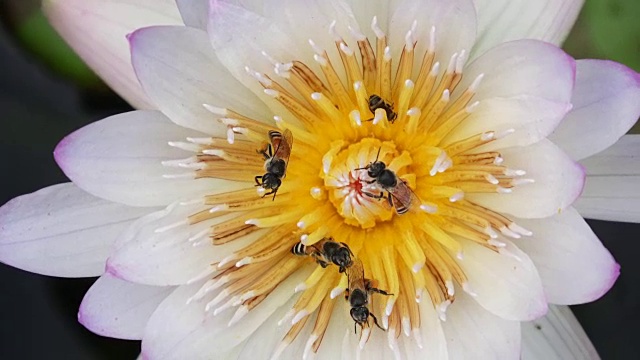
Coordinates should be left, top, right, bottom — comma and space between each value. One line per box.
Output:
2, 0, 639, 359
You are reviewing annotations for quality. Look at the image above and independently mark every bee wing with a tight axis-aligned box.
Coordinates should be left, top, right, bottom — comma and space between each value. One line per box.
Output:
271, 129, 293, 174
389, 180, 420, 215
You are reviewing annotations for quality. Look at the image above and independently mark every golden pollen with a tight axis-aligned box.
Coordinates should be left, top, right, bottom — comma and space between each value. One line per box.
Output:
168, 17, 535, 357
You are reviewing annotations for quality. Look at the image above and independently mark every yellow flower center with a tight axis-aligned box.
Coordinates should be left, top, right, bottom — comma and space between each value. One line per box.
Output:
168, 18, 535, 356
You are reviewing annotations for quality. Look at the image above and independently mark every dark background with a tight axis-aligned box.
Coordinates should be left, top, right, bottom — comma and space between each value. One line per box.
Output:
0, 1, 639, 359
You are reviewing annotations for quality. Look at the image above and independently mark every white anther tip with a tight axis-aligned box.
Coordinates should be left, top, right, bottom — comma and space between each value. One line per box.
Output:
292, 310, 310, 325
462, 283, 477, 297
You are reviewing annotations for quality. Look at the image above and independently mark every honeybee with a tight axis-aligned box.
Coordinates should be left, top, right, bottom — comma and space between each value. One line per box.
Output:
290, 237, 354, 273
255, 129, 293, 200
356, 149, 420, 214
368, 94, 397, 123
345, 258, 392, 333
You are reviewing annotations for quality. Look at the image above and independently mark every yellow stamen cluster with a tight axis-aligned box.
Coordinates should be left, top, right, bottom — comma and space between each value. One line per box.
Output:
167, 19, 533, 356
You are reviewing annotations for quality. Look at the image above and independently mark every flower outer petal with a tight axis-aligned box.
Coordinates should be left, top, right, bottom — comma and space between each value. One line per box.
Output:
550, 59, 640, 161
130, 25, 272, 135
43, 0, 182, 109
513, 207, 619, 304
176, 0, 209, 29
54, 110, 244, 207
78, 273, 174, 340
0, 183, 155, 277
575, 135, 640, 223
470, 0, 583, 59
522, 305, 600, 360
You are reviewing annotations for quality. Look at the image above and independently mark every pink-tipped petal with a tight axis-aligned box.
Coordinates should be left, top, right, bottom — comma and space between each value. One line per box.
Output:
514, 207, 619, 304
471, 0, 584, 59
79, 273, 174, 340
130, 25, 271, 135
575, 135, 640, 223
551, 60, 640, 161
54, 110, 241, 207
43, 0, 182, 109
449, 40, 575, 149
0, 183, 154, 277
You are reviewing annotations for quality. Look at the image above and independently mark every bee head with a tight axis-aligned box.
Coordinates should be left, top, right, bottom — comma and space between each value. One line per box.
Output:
350, 306, 370, 325
333, 247, 353, 269
261, 173, 282, 190
367, 161, 386, 178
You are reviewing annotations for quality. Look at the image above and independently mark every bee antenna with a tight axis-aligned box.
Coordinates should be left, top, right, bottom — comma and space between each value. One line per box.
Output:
374, 147, 382, 162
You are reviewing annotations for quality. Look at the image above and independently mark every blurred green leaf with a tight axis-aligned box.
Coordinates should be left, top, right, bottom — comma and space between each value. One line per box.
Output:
15, 9, 101, 87
584, 0, 640, 72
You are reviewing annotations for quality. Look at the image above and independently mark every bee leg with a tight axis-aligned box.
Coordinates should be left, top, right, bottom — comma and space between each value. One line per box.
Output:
254, 176, 263, 186
362, 191, 384, 200
262, 189, 274, 198
370, 287, 393, 296
271, 188, 278, 201
370, 313, 385, 331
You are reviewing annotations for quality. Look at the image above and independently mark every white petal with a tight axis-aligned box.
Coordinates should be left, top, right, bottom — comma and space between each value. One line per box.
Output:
574, 135, 640, 222
522, 305, 600, 360
471, 0, 583, 59
141, 267, 311, 359
176, 0, 209, 29
442, 293, 521, 359
456, 239, 547, 321
207, 0, 301, 119
550, 60, 640, 161
513, 207, 618, 305
0, 183, 154, 277
43, 0, 182, 109
130, 26, 271, 135
389, 0, 477, 78
262, 0, 357, 62
78, 273, 174, 340
107, 201, 264, 286
468, 139, 585, 219
448, 40, 575, 149
54, 110, 243, 207
344, 0, 393, 39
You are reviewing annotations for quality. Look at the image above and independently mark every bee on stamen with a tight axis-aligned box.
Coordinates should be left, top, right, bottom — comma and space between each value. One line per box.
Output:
255, 129, 293, 200
345, 258, 392, 333
355, 148, 420, 214
367, 94, 397, 124
291, 237, 354, 273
